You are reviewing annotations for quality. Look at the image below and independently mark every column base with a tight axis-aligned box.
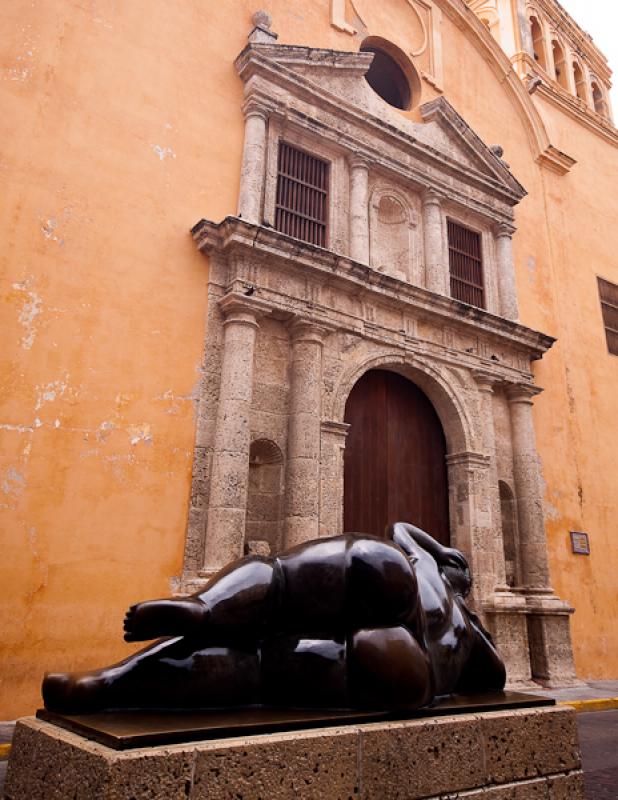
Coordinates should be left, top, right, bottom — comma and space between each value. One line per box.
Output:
526, 601, 582, 688
485, 593, 532, 685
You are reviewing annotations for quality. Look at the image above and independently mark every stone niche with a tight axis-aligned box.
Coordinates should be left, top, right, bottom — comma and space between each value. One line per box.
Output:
182, 34, 579, 689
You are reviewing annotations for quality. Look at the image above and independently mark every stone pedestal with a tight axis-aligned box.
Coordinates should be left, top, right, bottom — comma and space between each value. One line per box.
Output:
6, 706, 584, 799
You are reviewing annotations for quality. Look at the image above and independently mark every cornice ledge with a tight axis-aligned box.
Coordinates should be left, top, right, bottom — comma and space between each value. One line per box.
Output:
191, 217, 557, 360
536, 144, 577, 176
534, 84, 618, 148
420, 97, 527, 200
235, 43, 373, 80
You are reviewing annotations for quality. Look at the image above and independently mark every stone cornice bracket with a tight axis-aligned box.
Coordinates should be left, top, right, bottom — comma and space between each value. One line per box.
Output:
218, 292, 270, 327
505, 382, 543, 405
248, 9, 278, 44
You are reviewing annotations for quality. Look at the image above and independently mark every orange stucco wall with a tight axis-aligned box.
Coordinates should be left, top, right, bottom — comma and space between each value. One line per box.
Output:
1, 0, 616, 718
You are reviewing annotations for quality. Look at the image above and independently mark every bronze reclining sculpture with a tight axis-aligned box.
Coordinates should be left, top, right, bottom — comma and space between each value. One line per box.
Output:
42, 522, 506, 713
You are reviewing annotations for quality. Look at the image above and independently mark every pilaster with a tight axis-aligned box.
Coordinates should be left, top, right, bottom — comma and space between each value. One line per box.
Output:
284, 319, 330, 548
202, 295, 261, 573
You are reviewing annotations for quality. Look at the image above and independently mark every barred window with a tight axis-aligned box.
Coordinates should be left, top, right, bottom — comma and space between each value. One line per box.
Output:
447, 220, 485, 309
275, 142, 328, 247
598, 277, 618, 355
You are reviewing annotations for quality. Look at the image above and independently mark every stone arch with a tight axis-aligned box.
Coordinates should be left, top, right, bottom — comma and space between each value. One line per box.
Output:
331, 350, 473, 455
245, 438, 284, 555
591, 79, 608, 118
528, 13, 548, 71
550, 38, 569, 91
572, 59, 587, 103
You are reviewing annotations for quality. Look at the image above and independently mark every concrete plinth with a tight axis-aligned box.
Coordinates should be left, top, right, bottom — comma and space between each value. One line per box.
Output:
5, 706, 584, 799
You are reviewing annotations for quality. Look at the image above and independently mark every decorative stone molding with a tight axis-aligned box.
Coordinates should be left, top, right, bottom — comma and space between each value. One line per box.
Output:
184, 32, 578, 684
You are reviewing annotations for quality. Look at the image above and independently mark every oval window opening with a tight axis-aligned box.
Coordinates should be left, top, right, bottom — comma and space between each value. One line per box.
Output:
361, 43, 412, 110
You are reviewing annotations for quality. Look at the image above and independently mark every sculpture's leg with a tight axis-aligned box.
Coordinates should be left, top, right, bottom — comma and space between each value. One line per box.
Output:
123, 556, 276, 641
259, 626, 433, 710
43, 636, 261, 713
348, 626, 433, 708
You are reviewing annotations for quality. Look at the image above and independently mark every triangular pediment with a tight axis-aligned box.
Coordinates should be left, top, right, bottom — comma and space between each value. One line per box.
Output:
235, 43, 526, 204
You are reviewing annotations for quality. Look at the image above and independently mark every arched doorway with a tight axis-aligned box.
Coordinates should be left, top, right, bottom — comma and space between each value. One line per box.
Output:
343, 369, 450, 544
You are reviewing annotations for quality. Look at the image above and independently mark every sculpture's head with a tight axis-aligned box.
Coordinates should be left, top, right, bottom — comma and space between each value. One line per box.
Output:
439, 548, 472, 598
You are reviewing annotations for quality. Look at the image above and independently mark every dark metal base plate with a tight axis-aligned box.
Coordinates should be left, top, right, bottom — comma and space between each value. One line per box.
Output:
36, 691, 554, 750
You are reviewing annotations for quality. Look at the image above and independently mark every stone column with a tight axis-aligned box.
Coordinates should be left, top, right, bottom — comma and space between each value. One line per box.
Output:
495, 224, 519, 321
473, 371, 508, 590
203, 296, 260, 573
237, 101, 268, 224
422, 189, 447, 295
319, 420, 350, 538
446, 450, 491, 612
506, 384, 551, 592
284, 320, 328, 548
348, 154, 370, 263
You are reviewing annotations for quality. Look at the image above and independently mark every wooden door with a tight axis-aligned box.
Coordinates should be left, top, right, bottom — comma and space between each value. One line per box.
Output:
343, 369, 450, 545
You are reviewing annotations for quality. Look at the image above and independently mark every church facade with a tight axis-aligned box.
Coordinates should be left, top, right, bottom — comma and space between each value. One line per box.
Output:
1, 0, 616, 717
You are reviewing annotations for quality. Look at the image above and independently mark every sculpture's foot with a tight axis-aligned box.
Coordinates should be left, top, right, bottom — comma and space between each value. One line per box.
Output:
123, 598, 208, 641
42, 670, 113, 714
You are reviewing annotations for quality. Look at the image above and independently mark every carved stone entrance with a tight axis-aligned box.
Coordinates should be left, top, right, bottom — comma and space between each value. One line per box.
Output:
183, 31, 579, 687
343, 369, 449, 544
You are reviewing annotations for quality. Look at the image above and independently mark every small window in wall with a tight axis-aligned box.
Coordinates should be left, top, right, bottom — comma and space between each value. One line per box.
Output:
530, 17, 546, 70
592, 81, 608, 117
275, 142, 328, 247
551, 40, 569, 91
447, 220, 485, 309
598, 277, 618, 355
573, 61, 587, 102
360, 39, 415, 110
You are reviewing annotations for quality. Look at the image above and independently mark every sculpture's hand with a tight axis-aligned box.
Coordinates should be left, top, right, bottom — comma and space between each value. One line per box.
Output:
123, 598, 208, 641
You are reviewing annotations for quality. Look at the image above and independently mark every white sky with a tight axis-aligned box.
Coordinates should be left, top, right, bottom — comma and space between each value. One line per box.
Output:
558, 0, 618, 111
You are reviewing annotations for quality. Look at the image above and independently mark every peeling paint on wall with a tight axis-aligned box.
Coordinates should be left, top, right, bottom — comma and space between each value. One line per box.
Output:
12, 280, 42, 350
40, 217, 64, 246
127, 423, 153, 445
2, 467, 26, 497
34, 378, 71, 411
152, 145, 176, 161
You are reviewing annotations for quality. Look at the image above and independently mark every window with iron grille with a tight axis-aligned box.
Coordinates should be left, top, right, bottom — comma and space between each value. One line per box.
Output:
275, 142, 328, 248
598, 277, 618, 355
447, 220, 485, 309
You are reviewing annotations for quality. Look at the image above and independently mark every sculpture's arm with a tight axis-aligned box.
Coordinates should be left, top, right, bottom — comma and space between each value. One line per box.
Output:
454, 605, 506, 692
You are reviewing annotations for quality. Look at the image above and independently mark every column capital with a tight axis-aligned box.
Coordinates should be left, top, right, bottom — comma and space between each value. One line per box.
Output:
321, 420, 351, 439
421, 187, 443, 207
347, 152, 370, 171
494, 222, 516, 239
445, 450, 490, 468
287, 317, 333, 344
241, 98, 270, 122
472, 370, 501, 392
506, 382, 543, 405
218, 293, 268, 326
